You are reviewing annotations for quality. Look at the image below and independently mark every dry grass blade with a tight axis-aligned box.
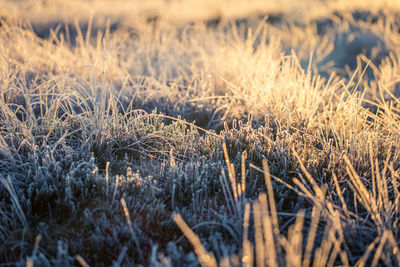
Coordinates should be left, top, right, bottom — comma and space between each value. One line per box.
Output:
173, 213, 217, 267
332, 172, 350, 217
0, 175, 30, 238
259, 193, 278, 267
292, 178, 317, 203
220, 169, 239, 217
76, 255, 91, 267
343, 155, 370, 200
262, 159, 280, 236
370, 230, 389, 267
120, 198, 133, 234
292, 148, 324, 201
386, 231, 400, 265
253, 201, 265, 267
120, 198, 143, 260
303, 204, 322, 267
355, 236, 380, 267
242, 203, 253, 267
223, 143, 238, 202
344, 153, 394, 232
290, 210, 305, 266
25, 258, 33, 267
31, 234, 42, 258
241, 150, 247, 197
249, 163, 309, 199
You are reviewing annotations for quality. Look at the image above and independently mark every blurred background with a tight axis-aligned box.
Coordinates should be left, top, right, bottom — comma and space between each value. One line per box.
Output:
2, 0, 400, 28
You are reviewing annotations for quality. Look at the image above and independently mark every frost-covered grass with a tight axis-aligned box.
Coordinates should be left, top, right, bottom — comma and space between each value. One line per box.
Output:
1, 0, 400, 266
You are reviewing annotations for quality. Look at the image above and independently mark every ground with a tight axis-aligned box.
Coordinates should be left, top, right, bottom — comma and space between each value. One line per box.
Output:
1, 0, 400, 266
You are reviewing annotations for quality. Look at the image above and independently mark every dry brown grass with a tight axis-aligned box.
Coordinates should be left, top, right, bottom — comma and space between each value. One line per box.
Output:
1, 0, 400, 266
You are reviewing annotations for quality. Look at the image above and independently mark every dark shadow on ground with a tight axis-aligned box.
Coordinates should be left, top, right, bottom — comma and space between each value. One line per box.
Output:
29, 19, 138, 46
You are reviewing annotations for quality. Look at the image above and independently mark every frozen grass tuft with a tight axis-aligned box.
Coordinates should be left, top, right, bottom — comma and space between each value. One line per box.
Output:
1, 1, 400, 266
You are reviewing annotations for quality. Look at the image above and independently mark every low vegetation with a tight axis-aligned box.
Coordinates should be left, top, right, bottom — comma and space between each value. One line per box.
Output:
1, 0, 400, 266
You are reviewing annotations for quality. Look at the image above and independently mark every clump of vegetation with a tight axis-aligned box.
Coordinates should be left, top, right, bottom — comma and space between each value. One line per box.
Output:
1, 0, 400, 266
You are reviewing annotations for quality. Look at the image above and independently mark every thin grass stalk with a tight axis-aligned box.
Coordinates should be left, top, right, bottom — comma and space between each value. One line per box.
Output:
262, 159, 280, 236
332, 172, 350, 217
220, 169, 238, 217
292, 148, 324, 201
355, 236, 380, 267
259, 193, 278, 267
120, 198, 143, 261
76, 255, 90, 267
241, 151, 247, 199
173, 213, 217, 267
303, 203, 322, 267
312, 222, 334, 267
370, 230, 389, 267
290, 210, 305, 267
242, 202, 253, 267
253, 201, 265, 267
223, 143, 238, 202
0, 175, 31, 238
386, 231, 400, 265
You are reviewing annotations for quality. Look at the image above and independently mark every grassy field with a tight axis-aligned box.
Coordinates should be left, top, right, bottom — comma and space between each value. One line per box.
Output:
1, 0, 400, 266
